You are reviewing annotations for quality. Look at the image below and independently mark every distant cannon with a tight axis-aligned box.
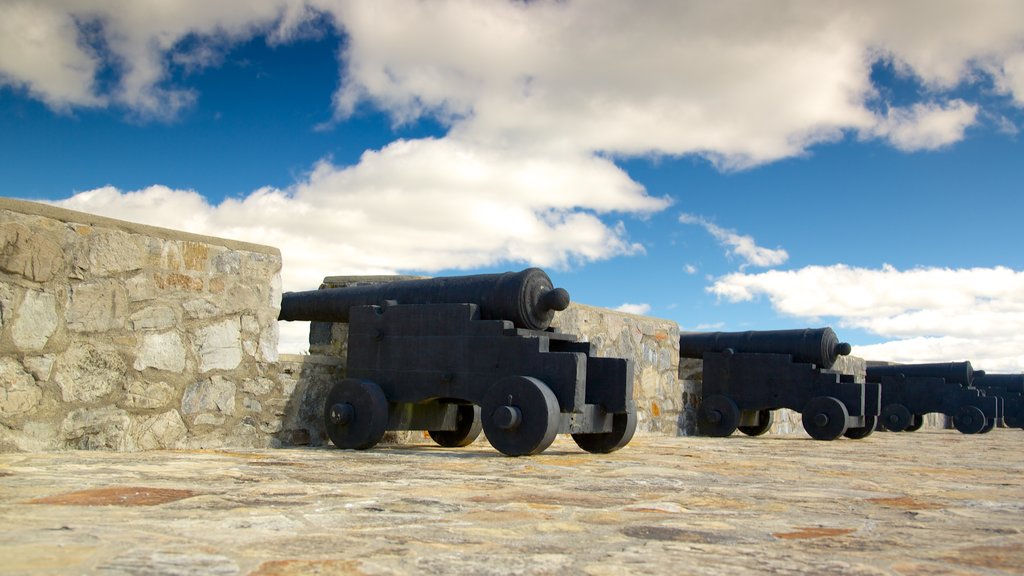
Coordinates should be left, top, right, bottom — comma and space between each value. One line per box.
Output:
971, 373, 1023, 429
679, 327, 852, 369
680, 328, 880, 441
280, 268, 636, 457
865, 362, 1002, 434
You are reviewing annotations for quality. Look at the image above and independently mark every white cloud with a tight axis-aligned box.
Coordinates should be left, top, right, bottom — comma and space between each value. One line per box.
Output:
679, 213, 788, 269
709, 264, 1024, 371
50, 139, 669, 351
614, 303, 651, 316
866, 101, 979, 151
684, 264, 698, 275
2, 1, 1022, 152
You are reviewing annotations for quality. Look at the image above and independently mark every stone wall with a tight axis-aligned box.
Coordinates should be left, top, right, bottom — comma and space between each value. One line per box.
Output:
0, 198, 283, 451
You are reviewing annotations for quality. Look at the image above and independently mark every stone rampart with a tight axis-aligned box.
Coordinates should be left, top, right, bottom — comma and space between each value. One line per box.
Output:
0, 198, 283, 451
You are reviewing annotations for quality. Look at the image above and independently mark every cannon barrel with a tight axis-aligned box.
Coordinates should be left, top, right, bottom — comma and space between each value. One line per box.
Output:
679, 327, 851, 369
278, 268, 570, 331
865, 362, 978, 386
972, 373, 1024, 394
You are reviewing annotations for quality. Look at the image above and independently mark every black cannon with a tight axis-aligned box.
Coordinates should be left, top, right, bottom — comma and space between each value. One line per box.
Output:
961, 372, 1022, 429
865, 362, 1002, 434
681, 328, 881, 441
280, 268, 636, 457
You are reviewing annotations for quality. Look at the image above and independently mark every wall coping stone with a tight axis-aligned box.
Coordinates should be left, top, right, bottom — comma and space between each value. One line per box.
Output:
0, 197, 279, 258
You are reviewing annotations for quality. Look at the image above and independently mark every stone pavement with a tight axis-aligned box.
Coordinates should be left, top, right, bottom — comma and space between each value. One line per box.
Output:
1, 429, 1022, 575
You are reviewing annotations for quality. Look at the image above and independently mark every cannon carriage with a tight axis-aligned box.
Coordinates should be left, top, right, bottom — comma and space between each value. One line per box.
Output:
681, 328, 881, 441
867, 362, 1003, 434
972, 373, 1024, 429
280, 268, 637, 456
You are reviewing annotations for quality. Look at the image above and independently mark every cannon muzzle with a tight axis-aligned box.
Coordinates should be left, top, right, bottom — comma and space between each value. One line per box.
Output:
279, 268, 570, 331
679, 327, 851, 369
968, 373, 1023, 394
865, 362, 977, 386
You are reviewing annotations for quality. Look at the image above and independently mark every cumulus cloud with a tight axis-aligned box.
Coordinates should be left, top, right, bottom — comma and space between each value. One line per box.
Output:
679, 213, 788, 269
867, 101, 979, 151
614, 303, 652, 316
2, 1, 1023, 154
51, 139, 669, 351
708, 264, 1024, 371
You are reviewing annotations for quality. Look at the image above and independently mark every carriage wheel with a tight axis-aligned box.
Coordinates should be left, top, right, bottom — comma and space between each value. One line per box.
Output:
953, 405, 987, 434
572, 409, 637, 453
698, 395, 740, 437
904, 413, 925, 432
428, 404, 483, 447
843, 414, 878, 439
880, 404, 912, 432
802, 396, 849, 440
481, 376, 560, 456
324, 379, 389, 450
738, 409, 774, 437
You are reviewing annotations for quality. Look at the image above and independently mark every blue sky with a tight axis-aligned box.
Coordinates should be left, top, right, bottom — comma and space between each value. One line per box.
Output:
2, 1, 1024, 368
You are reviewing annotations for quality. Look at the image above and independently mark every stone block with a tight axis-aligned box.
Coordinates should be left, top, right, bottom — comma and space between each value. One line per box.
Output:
130, 305, 176, 331
119, 380, 176, 410
10, 290, 58, 351
87, 230, 145, 276
61, 406, 131, 450
0, 357, 42, 420
0, 222, 62, 282
134, 331, 187, 373
22, 354, 55, 382
125, 273, 157, 302
66, 279, 128, 333
194, 319, 242, 372
132, 410, 188, 450
182, 376, 236, 415
54, 345, 127, 403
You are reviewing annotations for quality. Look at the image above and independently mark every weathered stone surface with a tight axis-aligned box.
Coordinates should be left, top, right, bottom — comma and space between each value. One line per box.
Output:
119, 380, 176, 410
181, 376, 235, 416
0, 280, 12, 329
66, 280, 128, 333
125, 273, 157, 302
129, 305, 176, 331
87, 229, 145, 276
0, 357, 42, 419
258, 321, 279, 363
194, 319, 241, 372
2, 432, 1023, 574
212, 250, 241, 274
21, 355, 55, 382
54, 345, 127, 403
60, 406, 130, 450
182, 298, 219, 319
9, 290, 59, 352
132, 410, 188, 450
0, 222, 62, 282
134, 331, 187, 373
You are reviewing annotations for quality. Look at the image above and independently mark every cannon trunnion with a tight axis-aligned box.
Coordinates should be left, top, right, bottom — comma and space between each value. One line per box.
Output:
282, 269, 636, 457
681, 328, 880, 441
866, 362, 1003, 434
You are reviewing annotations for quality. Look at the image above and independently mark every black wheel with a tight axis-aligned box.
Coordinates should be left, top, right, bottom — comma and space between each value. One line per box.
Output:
978, 418, 996, 434
738, 409, 774, 437
698, 395, 740, 437
1004, 409, 1023, 429
572, 408, 637, 454
324, 379, 389, 450
904, 413, 925, 432
880, 404, 912, 432
802, 396, 849, 440
428, 404, 483, 447
481, 376, 560, 456
953, 405, 986, 434
844, 415, 878, 439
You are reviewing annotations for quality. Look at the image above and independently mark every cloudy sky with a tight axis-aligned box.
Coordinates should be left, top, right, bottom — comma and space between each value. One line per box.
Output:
2, 0, 1023, 369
